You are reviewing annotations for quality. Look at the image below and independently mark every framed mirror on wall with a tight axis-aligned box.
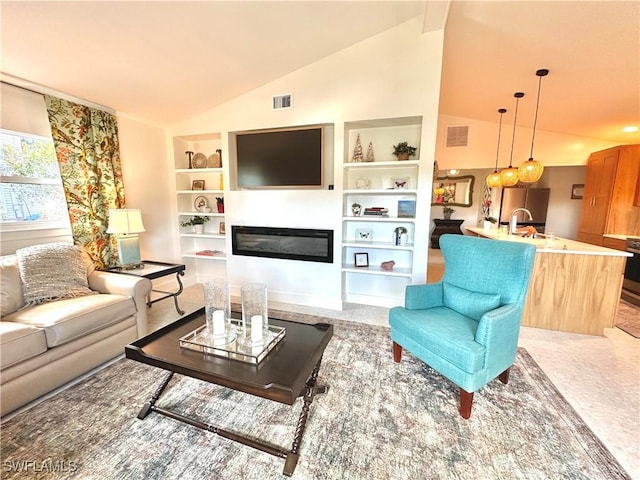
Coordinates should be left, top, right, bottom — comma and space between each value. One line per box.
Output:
432, 175, 475, 207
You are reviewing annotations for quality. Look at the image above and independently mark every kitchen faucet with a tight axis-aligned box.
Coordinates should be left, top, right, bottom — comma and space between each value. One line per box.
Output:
509, 208, 533, 234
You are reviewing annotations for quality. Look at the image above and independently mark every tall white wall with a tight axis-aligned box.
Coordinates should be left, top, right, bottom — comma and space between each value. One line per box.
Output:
169, 17, 444, 308
117, 115, 174, 262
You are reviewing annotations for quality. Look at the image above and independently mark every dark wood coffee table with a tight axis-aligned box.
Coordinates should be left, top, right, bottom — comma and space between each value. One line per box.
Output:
124, 308, 333, 476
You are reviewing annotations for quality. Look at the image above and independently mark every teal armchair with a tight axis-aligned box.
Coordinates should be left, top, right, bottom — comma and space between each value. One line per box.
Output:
389, 234, 536, 419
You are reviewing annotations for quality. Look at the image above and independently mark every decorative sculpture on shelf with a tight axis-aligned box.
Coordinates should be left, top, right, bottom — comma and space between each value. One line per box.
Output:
365, 142, 375, 162
352, 134, 364, 163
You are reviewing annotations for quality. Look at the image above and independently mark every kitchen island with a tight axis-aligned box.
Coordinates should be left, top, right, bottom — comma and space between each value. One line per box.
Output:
466, 227, 631, 335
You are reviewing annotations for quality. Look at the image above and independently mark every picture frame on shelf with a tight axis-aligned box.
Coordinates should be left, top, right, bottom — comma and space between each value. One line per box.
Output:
398, 199, 416, 218
219, 221, 226, 234
192, 179, 205, 190
355, 228, 373, 242
391, 177, 410, 189
354, 252, 369, 267
194, 195, 209, 212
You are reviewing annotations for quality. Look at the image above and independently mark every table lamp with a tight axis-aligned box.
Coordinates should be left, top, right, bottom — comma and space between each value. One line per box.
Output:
106, 208, 145, 268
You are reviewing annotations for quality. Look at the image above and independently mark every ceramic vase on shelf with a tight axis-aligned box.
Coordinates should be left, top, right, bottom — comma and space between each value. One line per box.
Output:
194, 224, 205, 234
483, 220, 492, 231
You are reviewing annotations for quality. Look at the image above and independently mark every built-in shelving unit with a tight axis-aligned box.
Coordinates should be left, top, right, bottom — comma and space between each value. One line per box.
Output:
342, 116, 423, 307
173, 134, 227, 282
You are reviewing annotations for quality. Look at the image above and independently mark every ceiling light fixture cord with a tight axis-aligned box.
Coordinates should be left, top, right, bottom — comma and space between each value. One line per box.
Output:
495, 108, 507, 169
509, 93, 524, 167
529, 69, 548, 159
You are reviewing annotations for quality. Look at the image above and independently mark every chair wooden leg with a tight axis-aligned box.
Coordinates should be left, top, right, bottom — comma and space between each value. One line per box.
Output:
392, 342, 402, 363
459, 389, 474, 419
498, 367, 510, 384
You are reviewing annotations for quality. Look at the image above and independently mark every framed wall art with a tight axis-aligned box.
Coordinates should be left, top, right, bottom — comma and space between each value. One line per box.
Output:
571, 184, 584, 199
355, 228, 373, 242
391, 177, 410, 189
192, 180, 205, 190
354, 252, 369, 267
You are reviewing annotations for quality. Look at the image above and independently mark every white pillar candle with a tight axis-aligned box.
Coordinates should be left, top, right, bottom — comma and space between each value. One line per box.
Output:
212, 309, 226, 336
251, 315, 263, 342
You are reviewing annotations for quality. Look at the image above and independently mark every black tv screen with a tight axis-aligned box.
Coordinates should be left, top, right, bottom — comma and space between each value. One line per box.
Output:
236, 126, 324, 189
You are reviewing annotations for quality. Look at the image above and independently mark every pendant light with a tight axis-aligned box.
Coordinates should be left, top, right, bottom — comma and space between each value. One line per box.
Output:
486, 108, 507, 188
518, 68, 549, 183
500, 92, 524, 187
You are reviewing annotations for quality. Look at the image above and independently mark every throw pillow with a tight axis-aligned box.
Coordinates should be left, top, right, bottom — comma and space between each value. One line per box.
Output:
16, 242, 96, 307
0, 255, 25, 316
443, 283, 501, 321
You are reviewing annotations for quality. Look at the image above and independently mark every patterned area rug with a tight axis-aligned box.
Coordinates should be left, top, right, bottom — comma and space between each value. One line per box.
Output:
0, 317, 630, 480
616, 299, 640, 338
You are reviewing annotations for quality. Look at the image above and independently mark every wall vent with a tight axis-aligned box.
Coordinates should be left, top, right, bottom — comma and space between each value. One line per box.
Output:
272, 94, 292, 110
445, 125, 469, 147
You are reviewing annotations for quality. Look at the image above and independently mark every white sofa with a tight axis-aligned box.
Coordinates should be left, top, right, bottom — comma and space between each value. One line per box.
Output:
0, 244, 152, 416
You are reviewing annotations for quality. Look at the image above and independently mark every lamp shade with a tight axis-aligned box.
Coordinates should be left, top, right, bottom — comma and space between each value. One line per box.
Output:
106, 209, 145, 234
500, 166, 520, 187
518, 158, 544, 183
486, 171, 503, 188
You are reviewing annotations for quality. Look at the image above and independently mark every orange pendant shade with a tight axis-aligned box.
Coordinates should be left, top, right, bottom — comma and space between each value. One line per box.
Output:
518, 158, 544, 183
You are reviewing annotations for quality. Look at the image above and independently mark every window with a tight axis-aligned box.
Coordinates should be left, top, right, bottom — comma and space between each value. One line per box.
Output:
0, 129, 68, 227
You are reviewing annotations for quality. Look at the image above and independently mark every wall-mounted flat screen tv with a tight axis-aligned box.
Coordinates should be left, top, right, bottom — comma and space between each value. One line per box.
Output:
236, 125, 324, 189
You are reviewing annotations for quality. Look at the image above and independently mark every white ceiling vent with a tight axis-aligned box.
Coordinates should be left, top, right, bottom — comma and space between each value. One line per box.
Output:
272, 94, 292, 110
445, 125, 469, 147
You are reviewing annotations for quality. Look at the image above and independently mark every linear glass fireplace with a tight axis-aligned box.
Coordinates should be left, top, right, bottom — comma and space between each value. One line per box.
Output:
231, 226, 334, 263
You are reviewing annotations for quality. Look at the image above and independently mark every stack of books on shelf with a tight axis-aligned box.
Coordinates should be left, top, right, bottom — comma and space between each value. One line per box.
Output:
363, 207, 389, 217
195, 250, 224, 256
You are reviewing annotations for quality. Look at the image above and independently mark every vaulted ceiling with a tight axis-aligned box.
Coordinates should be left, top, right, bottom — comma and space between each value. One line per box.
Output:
1, 1, 638, 144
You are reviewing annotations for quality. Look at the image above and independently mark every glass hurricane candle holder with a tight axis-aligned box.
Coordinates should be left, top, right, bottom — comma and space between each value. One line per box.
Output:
203, 279, 231, 340
240, 283, 268, 346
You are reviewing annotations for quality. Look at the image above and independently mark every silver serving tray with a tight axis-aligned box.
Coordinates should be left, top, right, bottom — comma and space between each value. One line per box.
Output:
179, 321, 286, 365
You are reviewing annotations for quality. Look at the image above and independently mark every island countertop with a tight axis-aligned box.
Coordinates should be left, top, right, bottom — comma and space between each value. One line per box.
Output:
466, 227, 631, 257
464, 227, 629, 335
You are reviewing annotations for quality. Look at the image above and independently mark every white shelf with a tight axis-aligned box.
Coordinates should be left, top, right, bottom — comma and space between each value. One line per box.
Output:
342, 216, 415, 223
178, 211, 224, 217
177, 189, 224, 195
182, 252, 226, 261
180, 233, 225, 239
344, 189, 417, 195
344, 160, 419, 168
341, 265, 412, 277
341, 115, 423, 307
176, 168, 223, 174
342, 241, 413, 250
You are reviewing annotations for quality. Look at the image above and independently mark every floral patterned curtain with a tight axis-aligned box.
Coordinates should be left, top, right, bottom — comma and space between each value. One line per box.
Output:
45, 96, 125, 269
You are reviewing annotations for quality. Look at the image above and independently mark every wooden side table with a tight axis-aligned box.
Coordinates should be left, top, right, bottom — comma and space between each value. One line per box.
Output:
104, 261, 186, 315
430, 219, 464, 249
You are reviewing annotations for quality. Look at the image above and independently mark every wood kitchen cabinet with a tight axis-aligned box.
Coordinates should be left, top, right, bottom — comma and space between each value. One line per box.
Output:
577, 145, 640, 245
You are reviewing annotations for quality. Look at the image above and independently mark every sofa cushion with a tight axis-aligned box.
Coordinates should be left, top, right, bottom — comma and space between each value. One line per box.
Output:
2, 294, 136, 348
0, 255, 24, 317
17, 242, 95, 307
0, 322, 48, 369
443, 283, 501, 321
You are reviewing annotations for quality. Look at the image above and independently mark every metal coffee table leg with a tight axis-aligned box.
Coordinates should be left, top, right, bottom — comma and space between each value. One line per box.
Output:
284, 357, 328, 476
135, 358, 328, 476
137, 371, 174, 419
